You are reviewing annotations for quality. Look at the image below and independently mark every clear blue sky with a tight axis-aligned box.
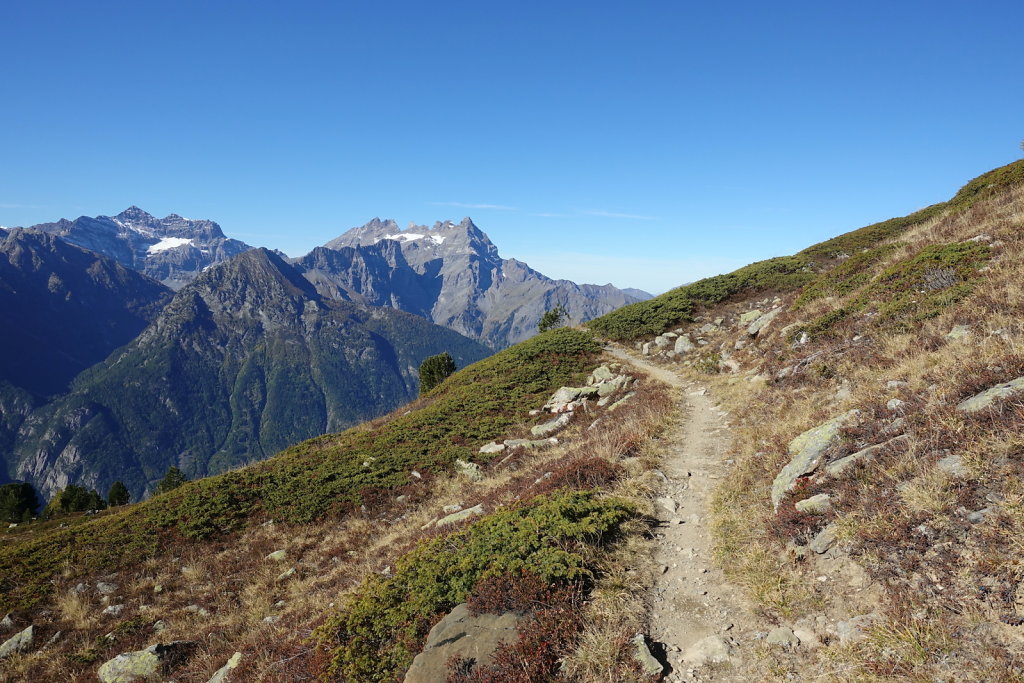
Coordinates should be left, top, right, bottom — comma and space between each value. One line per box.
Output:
2, 1, 1021, 294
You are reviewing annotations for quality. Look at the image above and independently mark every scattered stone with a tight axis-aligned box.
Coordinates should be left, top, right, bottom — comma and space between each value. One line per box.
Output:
771, 410, 861, 507
795, 494, 833, 515
262, 615, 280, 624
642, 342, 652, 356
654, 335, 673, 349
747, 307, 783, 336
738, 309, 763, 324
265, 549, 287, 562
184, 605, 211, 618
0, 625, 32, 659
544, 386, 582, 412
455, 459, 484, 481
674, 334, 696, 354
945, 325, 971, 341
208, 651, 243, 683
608, 392, 635, 411
410, 470, 422, 479
436, 504, 485, 527
887, 398, 907, 412
102, 604, 126, 617
957, 377, 1024, 414
937, 454, 968, 478
153, 620, 167, 633
152, 585, 163, 594
531, 413, 572, 438
0, 614, 13, 632
656, 497, 678, 514
699, 323, 717, 334
836, 614, 880, 644
442, 504, 463, 514
478, 442, 505, 454
405, 604, 522, 683
809, 524, 839, 554
592, 365, 615, 383
967, 508, 992, 524
792, 627, 821, 649
276, 568, 296, 582
97, 641, 196, 682
765, 626, 800, 649
824, 435, 909, 478
886, 380, 909, 390
681, 635, 732, 665
96, 581, 119, 595
631, 634, 664, 677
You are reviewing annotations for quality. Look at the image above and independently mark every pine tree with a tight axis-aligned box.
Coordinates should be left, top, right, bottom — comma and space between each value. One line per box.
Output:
419, 352, 457, 395
0, 482, 38, 523
538, 305, 567, 333
155, 466, 188, 495
107, 480, 131, 507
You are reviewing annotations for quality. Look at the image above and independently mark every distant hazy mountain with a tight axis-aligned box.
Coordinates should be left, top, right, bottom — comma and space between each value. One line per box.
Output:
300, 217, 649, 349
0, 228, 172, 397
27, 206, 252, 289
8, 248, 491, 501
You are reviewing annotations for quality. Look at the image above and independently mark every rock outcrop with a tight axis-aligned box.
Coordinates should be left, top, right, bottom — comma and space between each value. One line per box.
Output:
404, 604, 522, 682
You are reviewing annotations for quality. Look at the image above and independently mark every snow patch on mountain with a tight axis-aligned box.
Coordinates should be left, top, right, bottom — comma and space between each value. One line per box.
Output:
147, 237, 194, 254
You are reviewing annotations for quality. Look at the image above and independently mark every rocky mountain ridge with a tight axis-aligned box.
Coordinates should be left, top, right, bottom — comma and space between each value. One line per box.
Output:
304, 216, 648, 349
26, 206, 252, 289
5, 248, 491, 502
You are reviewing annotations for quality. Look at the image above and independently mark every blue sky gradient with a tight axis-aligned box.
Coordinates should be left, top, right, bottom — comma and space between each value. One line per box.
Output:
2, 1, 1021, 293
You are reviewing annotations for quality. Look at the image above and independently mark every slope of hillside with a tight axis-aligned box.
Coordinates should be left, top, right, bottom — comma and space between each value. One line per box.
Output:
7, 248, 491, 503
589, 159, 1024, 680
303, 216, 647, 349
0, 328, 675, 682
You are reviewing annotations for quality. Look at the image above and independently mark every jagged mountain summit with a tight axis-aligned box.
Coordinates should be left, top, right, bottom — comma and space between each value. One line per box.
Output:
6, 248, 491, 502
303, 216, 649, 349
26, 206, 252, 289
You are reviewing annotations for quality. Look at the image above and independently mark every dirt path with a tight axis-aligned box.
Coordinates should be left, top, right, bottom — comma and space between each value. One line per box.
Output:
607, 347, 765, 681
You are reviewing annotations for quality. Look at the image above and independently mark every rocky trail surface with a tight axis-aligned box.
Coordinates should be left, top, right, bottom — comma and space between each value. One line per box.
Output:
607, 347, 771, 681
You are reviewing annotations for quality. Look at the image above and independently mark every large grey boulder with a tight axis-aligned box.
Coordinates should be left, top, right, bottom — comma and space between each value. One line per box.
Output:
747, 307, 783, 336
404, 604, 522, 682
738, 309, 762, 324
455, 459, 484, 481
957, 377, 1024, 414
771, 410, 860, 508
531, 413, 572, 438
674, 334, 696, 354
0, 625, 32, 659
630, 633, 664, 677
824, 435, 909, 478
97, 641, 196, 682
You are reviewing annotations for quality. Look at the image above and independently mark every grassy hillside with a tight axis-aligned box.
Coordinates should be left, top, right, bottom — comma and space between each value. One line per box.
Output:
600, 159, 1024, 679
0, 325, 678, 681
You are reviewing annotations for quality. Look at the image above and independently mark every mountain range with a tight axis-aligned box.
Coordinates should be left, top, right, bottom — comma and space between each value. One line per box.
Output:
1, 210, 643, 500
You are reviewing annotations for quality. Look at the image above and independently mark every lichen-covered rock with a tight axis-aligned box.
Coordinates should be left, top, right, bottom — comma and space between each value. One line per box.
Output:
747, 307, 783, 336
630, 633, 664, 677
809, 523, 839, 554
97, 641, 196, 682
0, 625, 32, 659
771, 410, 860, 507
435, 503, 485, 527
404, 604, 522, 682
956, 376, 1024, 414
207, 651, 243, 683
795, 494, 832, 514
265, 549, 287, 562
674, 334, 695, 354
824, 435, 908, 478
478, 441, 505, 454
738, 309, 763, 324
455, 459, 484, 481
591, 365, 614, 383
530, 413, 572, 438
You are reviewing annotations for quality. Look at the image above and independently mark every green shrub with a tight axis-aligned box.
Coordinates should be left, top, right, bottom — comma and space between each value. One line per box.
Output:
315, 490, 635, 682
0, 328, 602, 612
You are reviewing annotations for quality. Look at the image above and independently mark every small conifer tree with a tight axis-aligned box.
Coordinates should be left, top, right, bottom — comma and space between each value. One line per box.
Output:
107, 480, 131, 507
155, 466, 188, 495
419, 352, 457, 395
538, 305, 567, 333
